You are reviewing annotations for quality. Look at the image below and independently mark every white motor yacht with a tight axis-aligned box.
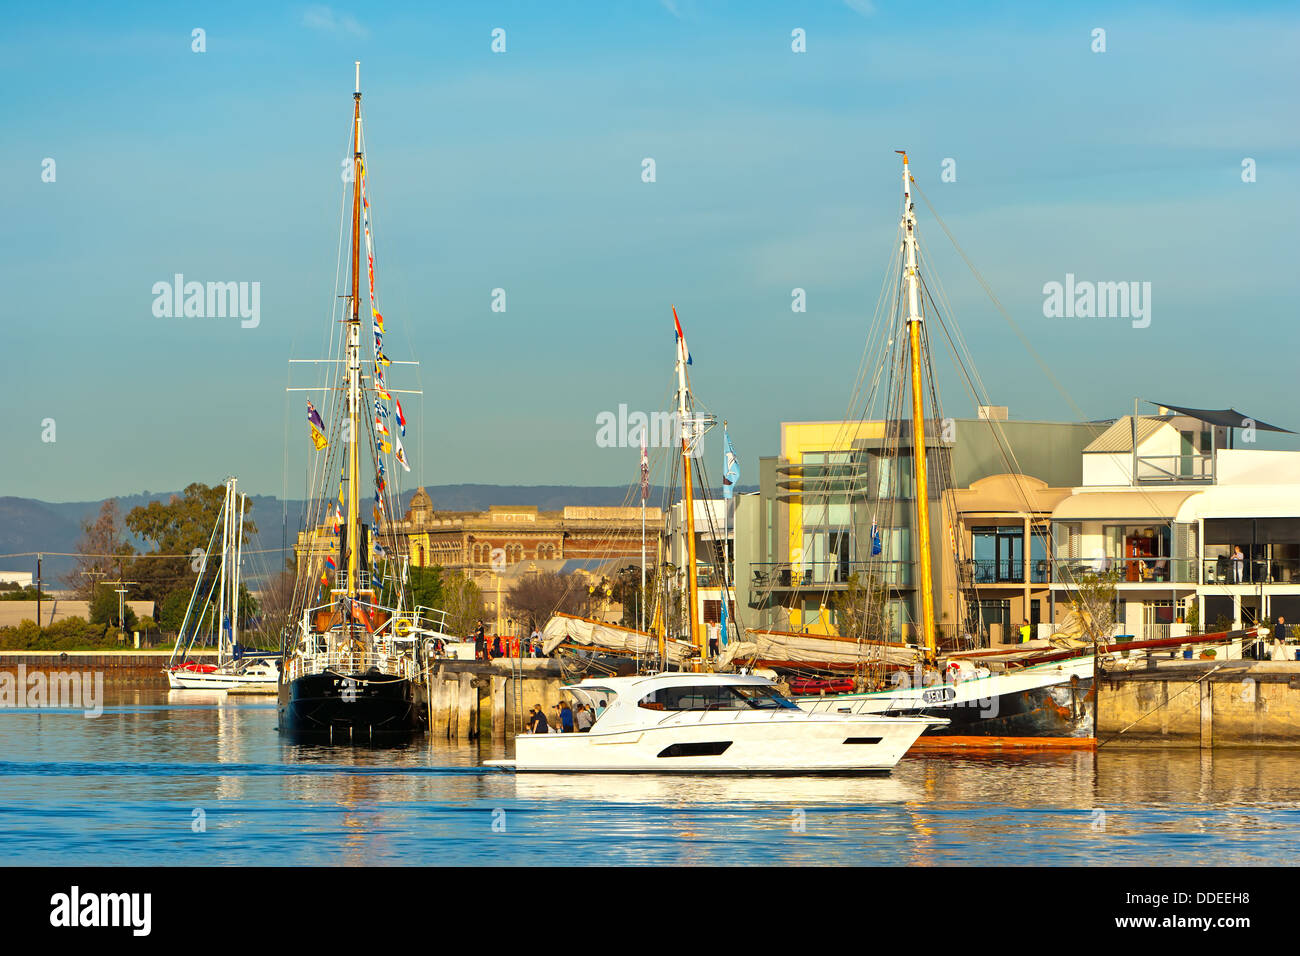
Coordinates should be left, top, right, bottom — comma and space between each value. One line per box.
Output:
485, 672, 943, 774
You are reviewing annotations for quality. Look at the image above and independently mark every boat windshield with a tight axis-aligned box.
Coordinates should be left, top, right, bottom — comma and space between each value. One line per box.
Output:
638, 683, 800, 712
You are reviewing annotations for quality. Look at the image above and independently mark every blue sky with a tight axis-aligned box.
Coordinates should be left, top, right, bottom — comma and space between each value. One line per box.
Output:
3, 1, 1298, 502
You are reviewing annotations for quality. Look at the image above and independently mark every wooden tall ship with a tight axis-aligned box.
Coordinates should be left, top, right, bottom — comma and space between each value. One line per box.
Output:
278, 64, 439, 743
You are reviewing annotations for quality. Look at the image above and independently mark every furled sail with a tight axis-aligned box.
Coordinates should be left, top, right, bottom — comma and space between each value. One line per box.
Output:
719, 628, 921, 669
542, 612, 696, 665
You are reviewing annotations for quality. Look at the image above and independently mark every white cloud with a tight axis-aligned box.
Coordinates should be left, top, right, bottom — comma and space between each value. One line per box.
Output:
301, 5, 367, 37
844, 0, 876, 16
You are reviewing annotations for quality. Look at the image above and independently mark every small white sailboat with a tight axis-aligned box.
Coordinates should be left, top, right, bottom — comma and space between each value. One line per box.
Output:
486, 672, 942, 773
165, 477, 281, 693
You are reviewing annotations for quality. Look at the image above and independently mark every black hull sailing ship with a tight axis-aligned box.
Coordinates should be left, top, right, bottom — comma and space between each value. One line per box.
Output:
278, 63, 433, 744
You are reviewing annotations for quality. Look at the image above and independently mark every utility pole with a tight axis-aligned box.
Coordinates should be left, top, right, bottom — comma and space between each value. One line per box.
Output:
35, 553, 42, 628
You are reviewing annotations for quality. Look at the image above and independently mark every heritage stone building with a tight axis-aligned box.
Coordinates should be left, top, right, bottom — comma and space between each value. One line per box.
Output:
294, 489, 659, 624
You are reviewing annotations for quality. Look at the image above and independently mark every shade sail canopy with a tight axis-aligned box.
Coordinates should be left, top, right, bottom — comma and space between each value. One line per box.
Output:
1152, 403, 1293, 434
1052, 489, 1198, 521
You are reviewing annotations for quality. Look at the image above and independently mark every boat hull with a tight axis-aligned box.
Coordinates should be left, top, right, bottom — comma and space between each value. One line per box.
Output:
166, 663, 280, 694
797, 659, 1094, 738
277, 670, 425, 743
496, 713, 937, 773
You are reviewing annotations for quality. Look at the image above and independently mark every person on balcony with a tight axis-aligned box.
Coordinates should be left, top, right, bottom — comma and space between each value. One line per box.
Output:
1232, 546, 1245, 583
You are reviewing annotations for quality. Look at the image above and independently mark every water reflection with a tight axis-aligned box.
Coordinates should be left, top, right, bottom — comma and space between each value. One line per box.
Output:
1, 687, 1299, 865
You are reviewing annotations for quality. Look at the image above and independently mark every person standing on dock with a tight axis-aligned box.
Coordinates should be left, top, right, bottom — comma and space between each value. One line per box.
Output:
474, 620, 486, 660
1276, 616, 1289, 641
1019, 619, 1032, 643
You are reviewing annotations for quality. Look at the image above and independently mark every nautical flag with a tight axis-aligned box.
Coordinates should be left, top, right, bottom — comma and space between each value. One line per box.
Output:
672, 305, 692, 366
375, 378, 392, 401
374, 330, 383, 352
320, 571, 329, 586
373, 505, 383, 525
375, 415, 390, 437
640, 439, 649, 502
373, 310, 384, 333
307, 400, 328, 449
395, 433, 411, 472
333, 502, 343, 534
376, 350, 391, 367
394, 397, 406, 437
871, 519, 883, 557
374, 398, 388, 419
720, 595, 729, 649
325, 554, 337, 570
722, 428, 740, 499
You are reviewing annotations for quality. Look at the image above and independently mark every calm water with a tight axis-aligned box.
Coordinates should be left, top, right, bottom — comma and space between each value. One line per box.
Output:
2, 688, 1298, 866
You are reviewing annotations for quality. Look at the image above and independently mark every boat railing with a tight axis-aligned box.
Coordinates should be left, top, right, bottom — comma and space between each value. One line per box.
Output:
287, 645, 419, 682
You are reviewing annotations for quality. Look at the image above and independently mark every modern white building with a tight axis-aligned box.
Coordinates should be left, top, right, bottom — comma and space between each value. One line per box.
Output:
1049, 404, 1299, 639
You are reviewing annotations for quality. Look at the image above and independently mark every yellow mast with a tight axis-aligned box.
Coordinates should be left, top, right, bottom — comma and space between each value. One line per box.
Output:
346, 63, 363, 599
673, 306, 706, 672
897, 151, 937, 666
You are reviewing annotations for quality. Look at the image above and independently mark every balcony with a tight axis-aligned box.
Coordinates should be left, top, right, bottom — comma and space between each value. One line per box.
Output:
749, 560, 912, 590
1052, 556, 1196, 585
1203, 557, 1300, 585
1135, 453, 1214, 484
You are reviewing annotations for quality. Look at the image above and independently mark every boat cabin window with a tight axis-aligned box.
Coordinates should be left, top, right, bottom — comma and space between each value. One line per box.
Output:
638, 684, 799, 712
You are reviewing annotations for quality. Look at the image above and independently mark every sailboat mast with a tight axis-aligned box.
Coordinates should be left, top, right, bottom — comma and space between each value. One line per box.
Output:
216, 481, 230, 663
898, 151, 937, 665
233, 486, 245, 652
674, 306, 705, 671
346, 62, 363, 599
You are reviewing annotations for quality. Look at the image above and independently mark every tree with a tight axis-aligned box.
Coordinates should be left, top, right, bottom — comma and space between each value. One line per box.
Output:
90, 583, 137, 632
381, 564, 443, 612
832, 572, 889, 640
68, 500, 135, 599
506, 571, 593, 632
441, 571, 485, 637
1069, 570, 1120, 643
606, 564, 644, 628
126, 483, 257, 606
255, 567, 299, 647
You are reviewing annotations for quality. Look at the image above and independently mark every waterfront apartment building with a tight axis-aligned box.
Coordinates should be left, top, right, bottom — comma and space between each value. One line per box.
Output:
1048, 406, 1300, 639
733, 413, 1102, 645
732, 403, 1299, 647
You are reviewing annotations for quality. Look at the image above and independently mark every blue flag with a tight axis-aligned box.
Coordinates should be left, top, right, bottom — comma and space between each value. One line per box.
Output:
871, 520, 882, 556
722, 429, 740, 499
720, 598, 729, 649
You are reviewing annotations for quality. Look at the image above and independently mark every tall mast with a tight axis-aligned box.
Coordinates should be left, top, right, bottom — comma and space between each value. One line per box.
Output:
346, 62, 363, 599
673, 306, 705, 671
233, 485, 245, 652
216, 481, 230, 663
898, 151, 937, 666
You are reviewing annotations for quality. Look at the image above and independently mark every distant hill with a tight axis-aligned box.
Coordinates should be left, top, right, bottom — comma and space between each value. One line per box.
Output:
0, 484, 756, 584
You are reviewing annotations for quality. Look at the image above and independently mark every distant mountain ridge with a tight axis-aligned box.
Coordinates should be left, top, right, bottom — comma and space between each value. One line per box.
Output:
0, 484, 756, 581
